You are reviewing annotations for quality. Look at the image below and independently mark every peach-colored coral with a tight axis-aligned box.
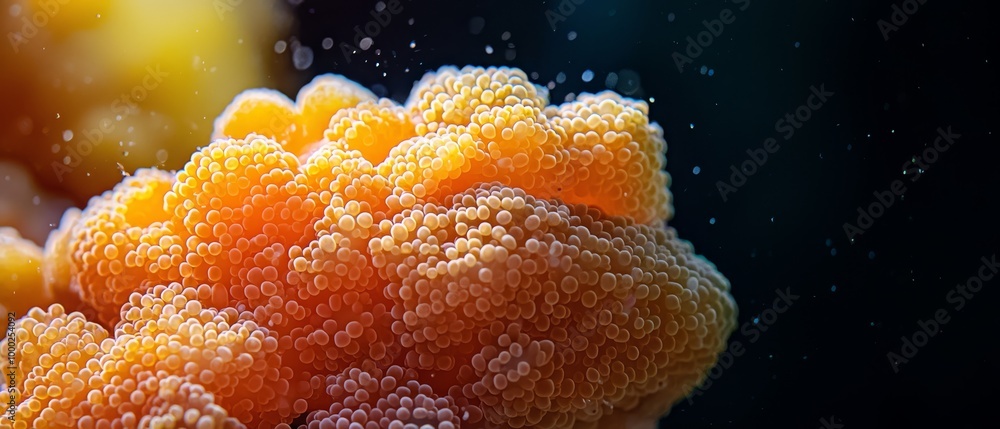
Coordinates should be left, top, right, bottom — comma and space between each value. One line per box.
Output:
1, 66, 736, 429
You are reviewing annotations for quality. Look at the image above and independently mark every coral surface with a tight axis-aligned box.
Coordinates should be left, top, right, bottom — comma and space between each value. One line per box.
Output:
0, 66, 736, 429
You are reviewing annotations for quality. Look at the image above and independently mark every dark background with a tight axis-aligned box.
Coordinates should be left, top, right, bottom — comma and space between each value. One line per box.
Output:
278, 0, 999, 428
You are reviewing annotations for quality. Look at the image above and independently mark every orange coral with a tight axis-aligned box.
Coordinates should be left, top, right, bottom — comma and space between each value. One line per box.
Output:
1, 66, 736, 429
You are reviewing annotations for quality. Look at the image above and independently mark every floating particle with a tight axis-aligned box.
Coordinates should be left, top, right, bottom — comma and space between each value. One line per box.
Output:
700, 66, 708, 75
322, 37, 333, 50
568, 31, 578, 41
689, 123, 695, 129
274, 40, 287, 54
556, 72, 566, 84
581, 69, 594, 82
409, 40, 416, 49
62, 130, 73, 141
359, 37, 373, 50
831, 285, 837, 292
505, 49, 516, 60
692, 166, 701, 175
375, 1, 386, 12
485, 44, 494, 54
605, 72, 618, 88
868, 251, 876, 260
469, 16, 485, 34
668, 13, 675, 22
708, 69, 715, 76
616, 69, 641, 95
831, 248, 837, 256
501, 31, 511, 41
825, 239, 832, 247
794, 42, 801, 48
292, 46, 314, 70
709, 217, 716, 225
155, 149, 168, 164
371, 84, 388, 97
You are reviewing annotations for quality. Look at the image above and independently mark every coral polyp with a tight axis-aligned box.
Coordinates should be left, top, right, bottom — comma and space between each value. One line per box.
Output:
0, 66, 736, 429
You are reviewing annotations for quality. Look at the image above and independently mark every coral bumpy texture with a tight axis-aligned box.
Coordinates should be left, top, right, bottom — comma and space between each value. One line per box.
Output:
0, 66, 737, 429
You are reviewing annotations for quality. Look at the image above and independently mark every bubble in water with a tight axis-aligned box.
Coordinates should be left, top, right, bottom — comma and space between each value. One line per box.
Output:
605, 72, 618, 89
156, 149, 168, 164
616, 69, 641, 95
581, 70, 594, 82
567, 31, 577, 41
359, 37, 373, 50
274, 40, 287, 54
322, 38, 333, 50
62, 130, 73, 141
501, 31, 511, 41
668, 13, 675, 22
485, 45, 494, 54
292, 46, 314, 70
692, 166, 701, 175
556, 72, 566, 84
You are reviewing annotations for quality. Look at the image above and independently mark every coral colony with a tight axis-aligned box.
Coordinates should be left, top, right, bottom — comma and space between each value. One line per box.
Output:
0, 66, 736, 429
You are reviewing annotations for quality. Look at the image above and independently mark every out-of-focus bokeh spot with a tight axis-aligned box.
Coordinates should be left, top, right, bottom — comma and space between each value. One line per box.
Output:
0, 0, 294, 202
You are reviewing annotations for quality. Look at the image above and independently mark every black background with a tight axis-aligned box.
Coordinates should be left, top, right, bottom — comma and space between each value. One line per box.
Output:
279, 0, 999, 427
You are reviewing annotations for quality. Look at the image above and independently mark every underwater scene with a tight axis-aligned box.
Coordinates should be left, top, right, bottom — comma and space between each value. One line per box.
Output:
0, 1, 995, 428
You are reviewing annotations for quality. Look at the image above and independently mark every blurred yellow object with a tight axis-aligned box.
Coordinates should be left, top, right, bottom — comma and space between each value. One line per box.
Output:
0, 227, 50, 317
0, 0, 293, 201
